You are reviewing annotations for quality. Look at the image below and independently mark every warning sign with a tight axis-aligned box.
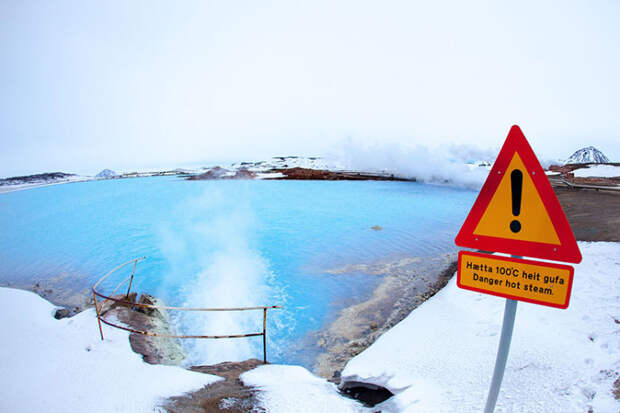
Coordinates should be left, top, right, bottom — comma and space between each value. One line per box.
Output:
457, 251, 574, 309
455, 125, 582, 263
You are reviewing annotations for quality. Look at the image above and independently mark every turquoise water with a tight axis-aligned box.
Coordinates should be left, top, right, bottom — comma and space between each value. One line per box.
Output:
0, 176, 475, 365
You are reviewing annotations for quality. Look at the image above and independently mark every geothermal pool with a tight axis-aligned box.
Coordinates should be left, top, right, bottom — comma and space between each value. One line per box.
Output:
0, 176, 476, 366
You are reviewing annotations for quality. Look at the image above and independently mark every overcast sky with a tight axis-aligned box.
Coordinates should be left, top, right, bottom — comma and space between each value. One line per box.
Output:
1, 1, 619, 177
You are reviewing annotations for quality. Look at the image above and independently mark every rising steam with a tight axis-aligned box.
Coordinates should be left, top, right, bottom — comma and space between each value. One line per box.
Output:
157, 186, 273, 366
328, 139, 494, 189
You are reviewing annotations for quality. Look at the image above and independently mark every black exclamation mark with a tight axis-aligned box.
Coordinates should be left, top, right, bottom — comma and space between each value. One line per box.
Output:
510, 169, 523, 233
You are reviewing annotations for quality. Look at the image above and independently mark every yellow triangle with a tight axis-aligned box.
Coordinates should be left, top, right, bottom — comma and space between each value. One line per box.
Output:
474, 153, 561, 245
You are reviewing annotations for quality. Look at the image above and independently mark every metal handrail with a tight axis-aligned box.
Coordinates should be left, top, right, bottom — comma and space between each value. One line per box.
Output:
92, 257, 281, 363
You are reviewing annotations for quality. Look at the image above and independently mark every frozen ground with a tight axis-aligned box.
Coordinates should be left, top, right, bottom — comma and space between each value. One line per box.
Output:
573, 165, 620, 178
0, 288, 221, 413
242, 365, 366, 412
339, 242, 620, 413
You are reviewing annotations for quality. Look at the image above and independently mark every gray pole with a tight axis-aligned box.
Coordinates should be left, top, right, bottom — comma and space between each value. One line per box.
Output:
483, 297, 518, 413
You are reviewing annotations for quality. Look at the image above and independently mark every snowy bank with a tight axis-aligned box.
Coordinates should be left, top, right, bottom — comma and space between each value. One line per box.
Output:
241, 364, 366, 412
573, 165, 620, 178
0, 288, 221, 413
341, 242, 620, 412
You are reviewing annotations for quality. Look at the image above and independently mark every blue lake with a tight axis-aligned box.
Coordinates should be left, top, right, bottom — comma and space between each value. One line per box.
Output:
0, 176, 476, 366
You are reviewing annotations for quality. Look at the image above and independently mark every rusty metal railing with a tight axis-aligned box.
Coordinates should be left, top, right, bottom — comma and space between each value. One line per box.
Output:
92, 257, 281, 363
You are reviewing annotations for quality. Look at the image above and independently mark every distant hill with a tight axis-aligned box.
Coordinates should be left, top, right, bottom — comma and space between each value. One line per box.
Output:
96, 169, 117, 178
565, 146, 609, 164
0, 172, 75, 186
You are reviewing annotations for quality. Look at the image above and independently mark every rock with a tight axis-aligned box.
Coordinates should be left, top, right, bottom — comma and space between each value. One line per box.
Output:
135, 293, 158, 316
103, 292, 184, 366
186, 166, 256, 180
340, 381, 394, 407
186, 166, 230, 180
232, 168, 255, 179
54, 308, 71, 319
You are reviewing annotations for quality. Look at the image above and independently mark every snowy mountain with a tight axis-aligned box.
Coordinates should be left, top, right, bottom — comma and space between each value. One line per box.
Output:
96, 169, 117, 178
565, 146, 609, 164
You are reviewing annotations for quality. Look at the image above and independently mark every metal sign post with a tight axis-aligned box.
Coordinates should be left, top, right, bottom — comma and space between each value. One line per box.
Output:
484, 298, 517, 413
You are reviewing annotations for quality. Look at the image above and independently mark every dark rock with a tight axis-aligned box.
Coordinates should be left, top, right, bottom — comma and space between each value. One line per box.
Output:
340, 381, 394, 407
186, 166, 230, 180
54, 308, 71, 319
104, 293, 184, 366
232, 168, 255, 179
135, 293, 158, 316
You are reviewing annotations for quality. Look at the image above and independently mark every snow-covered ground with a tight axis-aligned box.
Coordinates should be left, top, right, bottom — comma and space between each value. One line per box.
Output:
0, 288, 221, 413
239, 242, 620, 413
339, 242, 620, 413
242, 365, 366, 412
574, 165, 620, 178
1, 242, 618, 412
230, 156, 345, 172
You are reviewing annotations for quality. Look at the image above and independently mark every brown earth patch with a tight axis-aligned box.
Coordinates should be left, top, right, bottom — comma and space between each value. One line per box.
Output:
555, 188, 620, 241
272, 167, 412, 181
162, 359, 265, 413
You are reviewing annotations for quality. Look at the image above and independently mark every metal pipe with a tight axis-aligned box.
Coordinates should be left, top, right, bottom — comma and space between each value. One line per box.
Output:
93, 291, 104, 340
98, 317, 264, 339
263, 308, 268, 364
92, 257, 146, 290
92, 290, 281, 312
126, 260, 137, 298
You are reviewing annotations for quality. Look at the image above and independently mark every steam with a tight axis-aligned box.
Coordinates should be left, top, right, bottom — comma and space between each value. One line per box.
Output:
157, 186, 273, 366
327, 139, 494, 189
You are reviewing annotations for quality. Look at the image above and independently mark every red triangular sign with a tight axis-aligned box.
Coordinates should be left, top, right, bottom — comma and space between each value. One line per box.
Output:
455, 125, 582, 263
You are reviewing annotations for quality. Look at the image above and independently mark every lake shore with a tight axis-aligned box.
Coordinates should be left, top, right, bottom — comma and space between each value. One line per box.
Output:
312, 253, 457, 381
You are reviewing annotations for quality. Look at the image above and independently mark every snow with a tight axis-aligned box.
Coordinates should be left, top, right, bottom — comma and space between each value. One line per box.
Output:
341, 242, 620, 413
565, 147, 610, 164
230, 156, 346, 173
255, 172, 286, 179
573, 165, 620, 178
241, 365, 366, 412
0, 287, 221, 413
96, 169, 117, 178
2, 243, 618, 412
